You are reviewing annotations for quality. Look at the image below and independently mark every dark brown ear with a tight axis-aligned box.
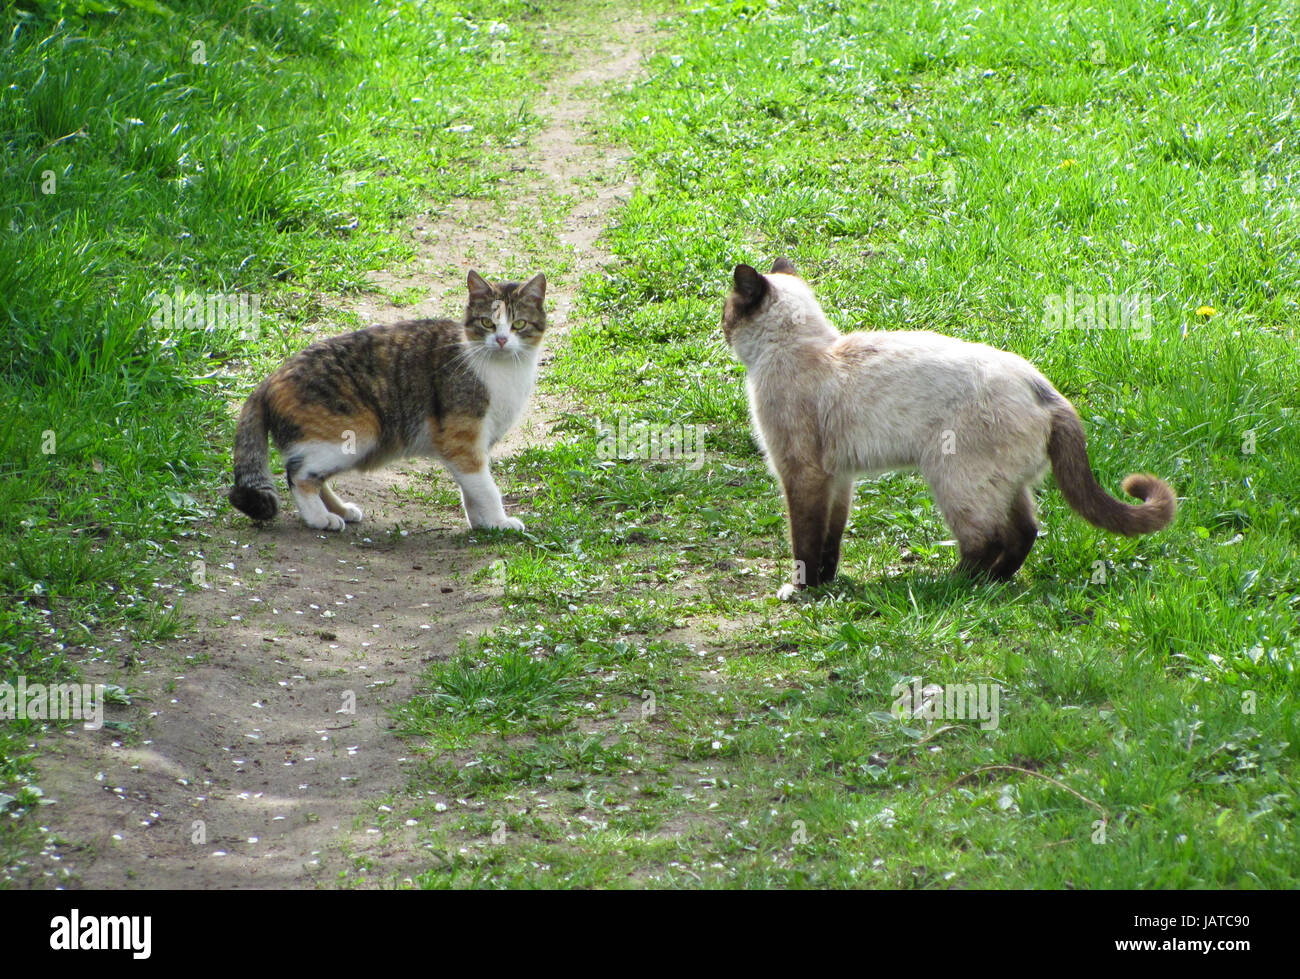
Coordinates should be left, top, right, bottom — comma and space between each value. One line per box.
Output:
733, 264, 767, 313
467, 270, 493, 301
770, 257, 798, 276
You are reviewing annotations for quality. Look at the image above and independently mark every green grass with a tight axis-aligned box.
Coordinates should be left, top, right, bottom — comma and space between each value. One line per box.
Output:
387, 0, 1300, 888
0, 0, 561, 882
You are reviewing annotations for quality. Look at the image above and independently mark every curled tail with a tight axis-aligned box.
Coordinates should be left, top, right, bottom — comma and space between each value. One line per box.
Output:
228, 381, 278, 521
1046, 399, 1176, 535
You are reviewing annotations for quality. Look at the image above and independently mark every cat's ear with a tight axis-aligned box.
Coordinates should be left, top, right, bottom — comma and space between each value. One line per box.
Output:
733, 264, 768, 312
519, 272, 547, 303
467, 270, 493, 301
770, 257, 798, 276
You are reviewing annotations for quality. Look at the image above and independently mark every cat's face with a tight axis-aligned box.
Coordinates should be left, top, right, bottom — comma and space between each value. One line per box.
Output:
722, 258, 821, 360
464, 270, 547, 358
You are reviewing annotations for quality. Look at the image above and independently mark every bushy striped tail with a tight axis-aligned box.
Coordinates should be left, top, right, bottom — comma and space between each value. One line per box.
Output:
228, 381, 278, 521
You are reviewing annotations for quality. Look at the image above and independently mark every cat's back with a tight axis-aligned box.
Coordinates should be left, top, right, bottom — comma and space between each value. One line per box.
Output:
265, 317, 482, 407
834, 328, 1020, 360
831, 328, 1046, 386
271, 317, 463, 380
825, 328, 1057, 437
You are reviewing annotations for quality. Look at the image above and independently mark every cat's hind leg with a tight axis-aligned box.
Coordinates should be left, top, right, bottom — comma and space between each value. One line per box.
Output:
928, 466, 1018, 580
285, 441, 357, 532
290, 478, 345, 531
321, 483, 364, 523
988, 488, 1038, 581
954, 533, 1003, 579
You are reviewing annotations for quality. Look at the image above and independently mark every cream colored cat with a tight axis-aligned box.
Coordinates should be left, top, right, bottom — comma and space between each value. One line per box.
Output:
722, 259, 1176, 599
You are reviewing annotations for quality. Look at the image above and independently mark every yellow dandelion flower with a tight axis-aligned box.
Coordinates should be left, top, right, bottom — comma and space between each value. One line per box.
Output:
1195, 305, 1216, 318
1058, 158, 1077, 169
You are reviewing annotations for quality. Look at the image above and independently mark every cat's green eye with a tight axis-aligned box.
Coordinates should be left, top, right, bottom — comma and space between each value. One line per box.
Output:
511, 319, 532, 332
476, 317, 493, 331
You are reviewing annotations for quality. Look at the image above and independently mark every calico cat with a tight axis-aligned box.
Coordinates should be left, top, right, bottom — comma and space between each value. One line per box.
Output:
228, 270, 546, 532
722, 259, 1176, 600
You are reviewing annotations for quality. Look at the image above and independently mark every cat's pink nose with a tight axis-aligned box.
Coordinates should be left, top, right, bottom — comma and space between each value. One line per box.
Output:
496, 335, 508, 348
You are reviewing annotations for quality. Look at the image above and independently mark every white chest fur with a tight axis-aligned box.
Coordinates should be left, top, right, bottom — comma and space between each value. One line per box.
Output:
475, 353, 538, 448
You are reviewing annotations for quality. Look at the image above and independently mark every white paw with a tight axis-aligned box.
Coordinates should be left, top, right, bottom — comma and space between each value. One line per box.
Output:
340, 503, 364, 523
473, 515, 526, 532
303, 511, 346, 532
776, 583, 801, 602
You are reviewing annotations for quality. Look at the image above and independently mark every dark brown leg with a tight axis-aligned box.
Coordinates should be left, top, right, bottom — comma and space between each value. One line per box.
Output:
988, 490, 1038, 581
955, 534, 1004, 579
783, 470, 832, 591
820, 477, 854, 584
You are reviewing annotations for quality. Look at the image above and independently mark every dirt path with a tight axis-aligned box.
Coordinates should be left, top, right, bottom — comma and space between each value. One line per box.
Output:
31, 11, 652, 890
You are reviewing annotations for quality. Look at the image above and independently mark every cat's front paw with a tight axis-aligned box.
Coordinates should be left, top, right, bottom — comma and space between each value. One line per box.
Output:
776, 582, 802, 602
340, 503, 364, 523
303, 511, 347, 532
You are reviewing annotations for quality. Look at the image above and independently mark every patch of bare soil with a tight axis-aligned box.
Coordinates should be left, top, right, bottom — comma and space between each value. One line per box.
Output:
28, 13, 653, 890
